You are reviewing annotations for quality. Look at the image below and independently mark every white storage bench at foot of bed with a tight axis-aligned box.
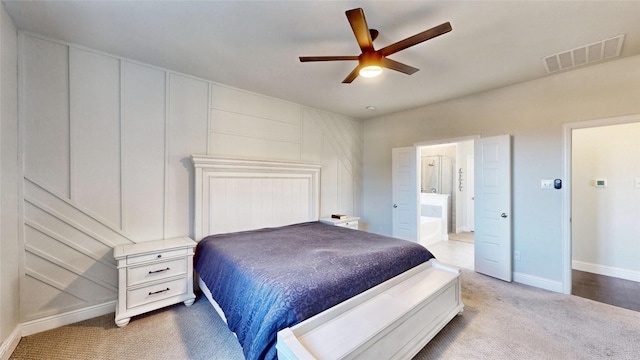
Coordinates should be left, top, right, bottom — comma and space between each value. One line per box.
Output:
277, 259, 463, 360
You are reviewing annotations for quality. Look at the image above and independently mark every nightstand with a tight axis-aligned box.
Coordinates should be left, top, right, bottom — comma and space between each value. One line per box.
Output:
113, 237, 197, 327
320, 216, 360, 230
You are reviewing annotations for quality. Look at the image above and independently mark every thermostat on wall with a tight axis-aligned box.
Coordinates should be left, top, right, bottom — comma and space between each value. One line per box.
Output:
594, 179, 607, 188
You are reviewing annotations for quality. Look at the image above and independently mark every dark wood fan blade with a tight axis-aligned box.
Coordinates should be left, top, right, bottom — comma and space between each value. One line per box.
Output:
379, 22, 452, 57
342, 66, 361, 83
299, 56, 359, 62
346, 8, 374, 53
381, 58, 419, 75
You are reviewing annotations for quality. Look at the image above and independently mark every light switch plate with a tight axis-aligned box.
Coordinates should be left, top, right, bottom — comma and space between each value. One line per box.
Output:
541, 179, 554, 190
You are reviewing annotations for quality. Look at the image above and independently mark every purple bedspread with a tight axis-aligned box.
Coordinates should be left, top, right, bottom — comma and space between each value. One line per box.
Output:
194, 221, 434, 360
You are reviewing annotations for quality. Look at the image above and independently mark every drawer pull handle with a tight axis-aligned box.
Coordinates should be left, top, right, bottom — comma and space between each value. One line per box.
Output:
149, 288, 170, 296
148, 267, 170, 274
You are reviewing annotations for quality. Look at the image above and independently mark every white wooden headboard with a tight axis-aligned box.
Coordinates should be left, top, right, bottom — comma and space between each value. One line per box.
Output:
191, 156, 322, 241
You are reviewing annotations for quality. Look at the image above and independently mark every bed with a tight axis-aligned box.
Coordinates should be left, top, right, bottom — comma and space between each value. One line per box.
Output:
191, 156, 463, 360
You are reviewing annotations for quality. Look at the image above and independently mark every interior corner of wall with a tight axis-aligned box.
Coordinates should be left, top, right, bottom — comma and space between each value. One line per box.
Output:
0, 324, 22, 360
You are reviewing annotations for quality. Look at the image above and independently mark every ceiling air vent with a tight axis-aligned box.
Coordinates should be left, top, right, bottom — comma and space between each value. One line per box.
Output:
543, 34, 625, 74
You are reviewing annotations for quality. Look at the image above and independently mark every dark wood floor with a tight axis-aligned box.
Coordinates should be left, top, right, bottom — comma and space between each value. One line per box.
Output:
572, 269, 640, 312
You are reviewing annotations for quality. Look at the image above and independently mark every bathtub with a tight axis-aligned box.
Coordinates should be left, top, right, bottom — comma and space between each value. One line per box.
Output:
420, 193, 450, 243
420, 216, 442, 246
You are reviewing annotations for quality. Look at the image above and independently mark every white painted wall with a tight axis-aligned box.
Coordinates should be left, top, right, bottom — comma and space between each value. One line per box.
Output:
363, 55, 640, 291
571, 122, 640, 281
16, 33, 362, 327
0, 2, 20, 357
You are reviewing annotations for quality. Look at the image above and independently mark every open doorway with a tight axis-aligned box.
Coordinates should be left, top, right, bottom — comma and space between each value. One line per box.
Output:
565, 118, 640, 310
418, 141, 475, 242
393, 135, 513, 279
417, 139, 475, 270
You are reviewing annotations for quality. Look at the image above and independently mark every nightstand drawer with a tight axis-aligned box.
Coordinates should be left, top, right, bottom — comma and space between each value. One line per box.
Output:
127, 277, 187, 309
335, 221, 358, 229
127, 248, 188, 265
127, 258, 188, 287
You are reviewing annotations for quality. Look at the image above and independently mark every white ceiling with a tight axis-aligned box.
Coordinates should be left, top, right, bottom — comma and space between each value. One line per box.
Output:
4, 1, 640, 119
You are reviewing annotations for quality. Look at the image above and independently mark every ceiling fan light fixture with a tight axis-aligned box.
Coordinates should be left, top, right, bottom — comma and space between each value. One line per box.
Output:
299, 8, 452, 83
359, 65, 383, 77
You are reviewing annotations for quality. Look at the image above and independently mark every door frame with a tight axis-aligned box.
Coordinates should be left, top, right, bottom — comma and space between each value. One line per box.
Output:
562, 113, 640, 294
415, 136, 480, 149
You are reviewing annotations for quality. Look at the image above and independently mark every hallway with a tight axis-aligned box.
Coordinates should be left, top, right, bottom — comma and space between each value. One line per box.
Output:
572, 270, 640, 312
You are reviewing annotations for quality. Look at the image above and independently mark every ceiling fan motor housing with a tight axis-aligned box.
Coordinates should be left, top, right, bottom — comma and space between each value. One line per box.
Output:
359, 51, 382, 67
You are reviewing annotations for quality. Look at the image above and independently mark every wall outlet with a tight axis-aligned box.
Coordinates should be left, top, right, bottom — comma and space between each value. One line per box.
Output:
514, 251, 521, 261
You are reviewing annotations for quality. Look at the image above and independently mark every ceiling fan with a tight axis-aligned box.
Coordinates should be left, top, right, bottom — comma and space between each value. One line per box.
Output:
299, 8, 452, 83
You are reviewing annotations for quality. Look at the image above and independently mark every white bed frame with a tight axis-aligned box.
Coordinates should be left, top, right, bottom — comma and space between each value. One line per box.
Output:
192, 155, 463, 359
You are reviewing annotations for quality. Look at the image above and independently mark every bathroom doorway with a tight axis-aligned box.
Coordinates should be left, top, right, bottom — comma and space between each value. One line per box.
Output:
418, 140, 475, 246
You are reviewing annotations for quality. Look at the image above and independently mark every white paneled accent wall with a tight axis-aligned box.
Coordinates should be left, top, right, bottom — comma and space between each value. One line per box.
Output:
22, 35, 70, 198
208, 84, 363, 217
302, 108, 363, 217
209, 85, 302, 161
121, 61, 166, 242
166, 74, 209, 239
70, 48, 121, 229
17, 32, 362, 324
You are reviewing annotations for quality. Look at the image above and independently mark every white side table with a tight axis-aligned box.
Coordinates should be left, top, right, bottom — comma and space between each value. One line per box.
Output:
320, 216, 360, 230
113, 237, 197, 327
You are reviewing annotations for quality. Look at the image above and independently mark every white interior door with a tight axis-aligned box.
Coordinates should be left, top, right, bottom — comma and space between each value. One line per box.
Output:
392, 147, 419, 241
474, 135, 512, 281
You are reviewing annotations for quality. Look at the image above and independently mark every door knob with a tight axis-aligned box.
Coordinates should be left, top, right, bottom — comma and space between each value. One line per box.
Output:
393, 204, 398, 208
501, 213, 508, 218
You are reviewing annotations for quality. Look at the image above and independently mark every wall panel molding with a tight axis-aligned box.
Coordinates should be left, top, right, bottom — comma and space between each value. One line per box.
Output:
24, 178, 135, 248
303, 108, 363, 180
24, 243, 116, 292
24, 220, 116, 269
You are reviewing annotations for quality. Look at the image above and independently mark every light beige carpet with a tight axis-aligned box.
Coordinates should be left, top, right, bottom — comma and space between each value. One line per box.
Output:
11, 269, 640, 360
415, 270, 640, 359
10, 299, 244, 360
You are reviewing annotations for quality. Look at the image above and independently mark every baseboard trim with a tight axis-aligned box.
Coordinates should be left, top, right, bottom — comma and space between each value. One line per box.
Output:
514, 272, 563, 293
21, 301, 116, 336
572, 260, 640, 283
0, 324, 21, 360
